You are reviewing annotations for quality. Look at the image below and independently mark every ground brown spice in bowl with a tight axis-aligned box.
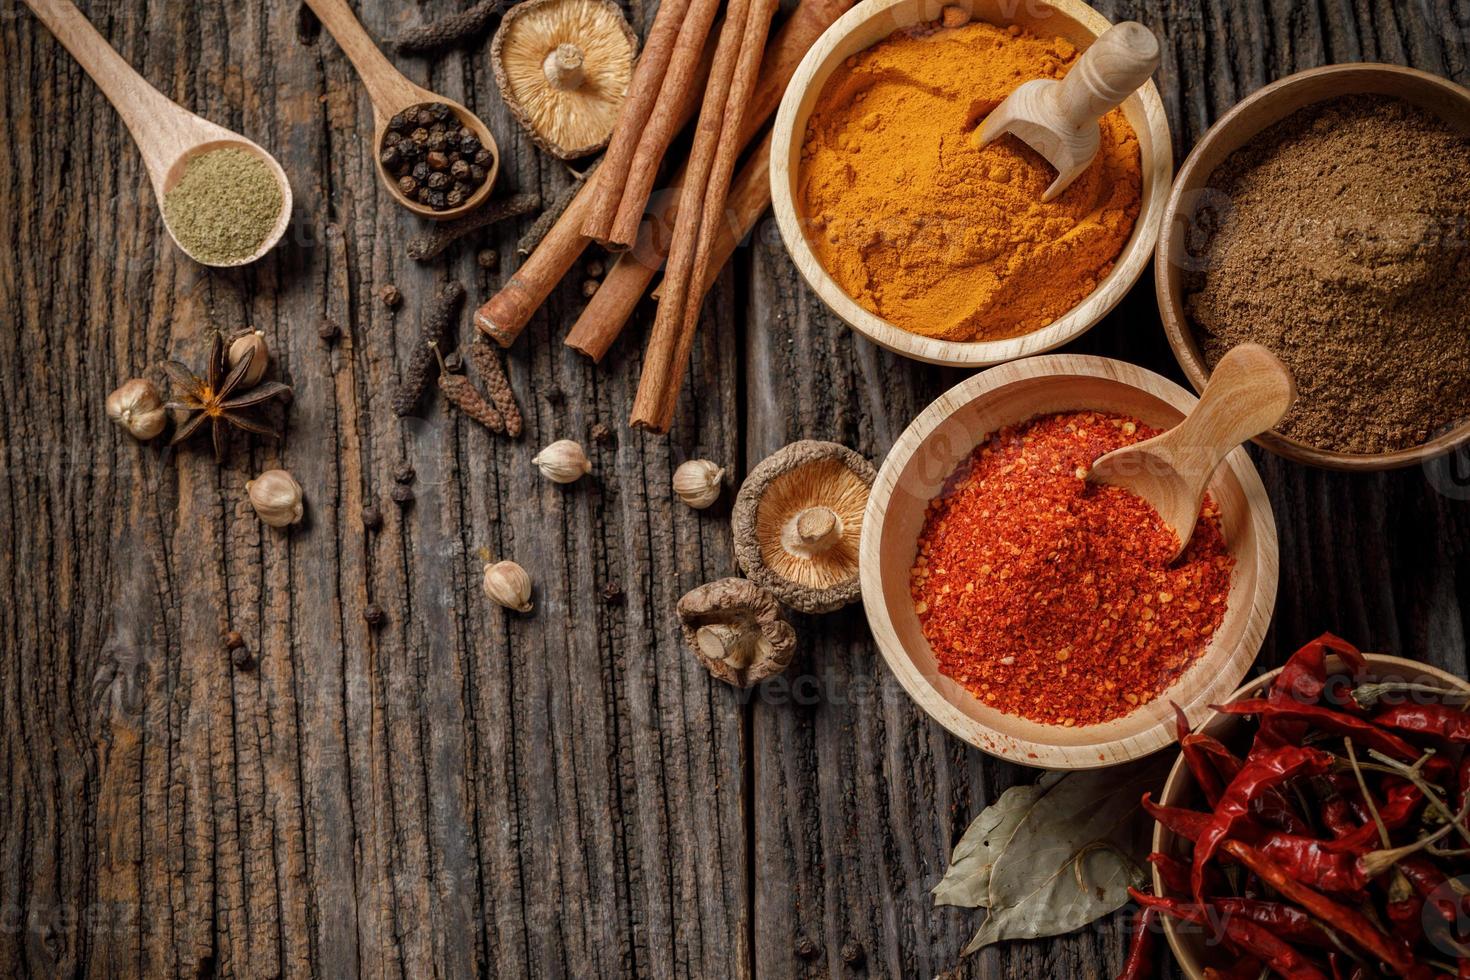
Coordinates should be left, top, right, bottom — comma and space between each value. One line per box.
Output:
1184, 95, 1470, 455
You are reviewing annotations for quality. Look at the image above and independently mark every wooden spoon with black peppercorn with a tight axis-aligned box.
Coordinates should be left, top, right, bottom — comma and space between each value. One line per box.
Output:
21, 0, 293, 266
302, 0, 500, 220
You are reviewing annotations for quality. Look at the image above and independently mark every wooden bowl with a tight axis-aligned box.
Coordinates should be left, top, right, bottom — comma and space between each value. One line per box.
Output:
1157, 63, 1470, 471
859, 355, 1278, 769
1151, 653, 1470, 978
770, 0, 1173, 367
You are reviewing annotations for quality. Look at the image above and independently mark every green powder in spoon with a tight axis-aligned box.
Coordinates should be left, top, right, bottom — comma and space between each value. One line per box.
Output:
163, 148, 284, 265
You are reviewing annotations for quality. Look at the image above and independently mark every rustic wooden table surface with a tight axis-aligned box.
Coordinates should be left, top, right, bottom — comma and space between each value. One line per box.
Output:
4, 0, 1469, 976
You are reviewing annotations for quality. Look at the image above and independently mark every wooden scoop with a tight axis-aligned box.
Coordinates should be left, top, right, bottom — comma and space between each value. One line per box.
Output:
302, 0, 499, 221
1089, 344, 1295, 561
21, 0, 292, 267
977, 21, 1161, 202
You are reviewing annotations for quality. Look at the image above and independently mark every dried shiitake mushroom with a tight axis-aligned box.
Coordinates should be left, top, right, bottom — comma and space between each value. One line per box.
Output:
677, 578, 797, 687
731, 441, 876, 614
491, 0, 637, 159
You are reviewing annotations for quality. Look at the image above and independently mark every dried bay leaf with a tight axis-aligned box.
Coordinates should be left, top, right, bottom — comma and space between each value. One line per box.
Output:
931, 757, 1168, 956
932, 772, 1062, 908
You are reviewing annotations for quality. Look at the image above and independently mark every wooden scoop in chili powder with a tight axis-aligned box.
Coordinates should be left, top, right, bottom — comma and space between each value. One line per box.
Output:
1089, 344, 1295, 562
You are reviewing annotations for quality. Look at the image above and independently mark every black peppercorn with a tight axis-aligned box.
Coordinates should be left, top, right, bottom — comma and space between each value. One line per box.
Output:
427, 172, 450, 191
586, 259, 605, 278
364, 603, 385, 627
545, 384, 565, 406
412, 161, 430, 182
319, 317, 341, 341
391, 484, 414, 506
415, 108, 435, 127
411, 126, 430, 144
398, 139, 423, 162
469, 164, 487, 184
452, 180, 472, 197
476, 249, 498, 271
388, 110, 412, 131
794, 936, 820, 960
581, 279, 599, 299
840, 941, 865, 967
427, 132, 449, 154
427, 150, 449, 170
446, 188, 466, 208
590, 421, 613, 445
450, 158, 470, 180
361, 504, 382, 530
474, 148, 493, 166
383, 130, 403, 147
428, 121, 447, 137
398, 175, 418, 196
600, 581, 624, 604
231, 646, 255, 671
379, 284, 402, 309
394, 162, 411, 178
443, 350, 464, 372
429, 102, 452, 123
427, 190, 447, 209
417, 186, 435, 204
460, 134, 481, 156
224, 630, 245, 651
393, 463, 415, 484
380, 145, 402, 169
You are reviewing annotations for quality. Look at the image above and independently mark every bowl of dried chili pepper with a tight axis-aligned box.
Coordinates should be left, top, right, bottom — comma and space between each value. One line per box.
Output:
860, 354, 1278, 770
1144, 634, 1470, 978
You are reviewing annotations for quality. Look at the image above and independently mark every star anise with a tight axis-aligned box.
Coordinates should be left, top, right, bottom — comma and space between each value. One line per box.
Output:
162, 332, 291, 462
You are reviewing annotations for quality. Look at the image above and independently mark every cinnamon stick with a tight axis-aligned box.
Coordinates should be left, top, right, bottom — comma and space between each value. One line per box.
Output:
630, 0, 777, 432
580, 0, 693, 243
602, 0, 723, 251
472, 0, 855, 348
566, 133, 773, 363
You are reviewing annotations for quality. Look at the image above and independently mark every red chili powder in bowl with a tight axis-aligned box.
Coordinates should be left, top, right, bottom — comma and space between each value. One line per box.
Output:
910, 411, 1234, 727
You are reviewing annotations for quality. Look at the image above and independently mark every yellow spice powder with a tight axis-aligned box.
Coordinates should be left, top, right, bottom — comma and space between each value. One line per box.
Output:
797, 21, 1143, 342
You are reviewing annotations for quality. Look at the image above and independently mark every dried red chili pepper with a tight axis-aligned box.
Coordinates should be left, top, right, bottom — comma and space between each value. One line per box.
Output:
1204, 960, 1265, 980
1374, 702, 1470, 742
1191, 745, 1335, 898
1270, 633, 1367, 708
1116, 904, 1158, 980
1211, 897, 1334, 948
1314, 775, 1363, 838
1147, 852, 1191, 894
1398, 856, 1459, 924
1129, 889, 1331, 980
1385, 869, 1427, 946
1215, 699, 1421, 762
1257, 832, 1370, 895
1141, 794, 1212, 842
1220, 840, 1427, 978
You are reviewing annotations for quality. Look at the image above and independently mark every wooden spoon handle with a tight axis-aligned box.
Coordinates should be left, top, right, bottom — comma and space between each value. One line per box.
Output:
302, 0, 419, 115
21, 0, 191, 175
1050, 22, 1160, 131
1170, 343, 1296, 480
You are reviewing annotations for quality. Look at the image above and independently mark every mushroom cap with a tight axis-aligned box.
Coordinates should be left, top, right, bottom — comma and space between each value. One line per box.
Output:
491, 0, 637, 159
677, 578, 797, 687
731, 441, 877, 614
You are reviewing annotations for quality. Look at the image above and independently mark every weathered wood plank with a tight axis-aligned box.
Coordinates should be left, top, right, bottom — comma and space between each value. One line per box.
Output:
0, 0, 745, 975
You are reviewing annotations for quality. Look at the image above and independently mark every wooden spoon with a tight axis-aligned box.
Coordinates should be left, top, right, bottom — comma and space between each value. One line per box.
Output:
302, 0, 499, 221
21, 0, 292, 267
1089, 344, 1295, 561
977, 21, 1160, 202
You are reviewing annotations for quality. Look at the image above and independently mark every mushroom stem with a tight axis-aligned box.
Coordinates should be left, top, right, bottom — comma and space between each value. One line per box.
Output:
782, 506, 844, 559
695, 623, 767, 671
542, 43, 586, 90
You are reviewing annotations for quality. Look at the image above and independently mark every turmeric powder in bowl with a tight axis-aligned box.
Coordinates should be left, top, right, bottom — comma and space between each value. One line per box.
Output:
797, 20, 1142, 343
